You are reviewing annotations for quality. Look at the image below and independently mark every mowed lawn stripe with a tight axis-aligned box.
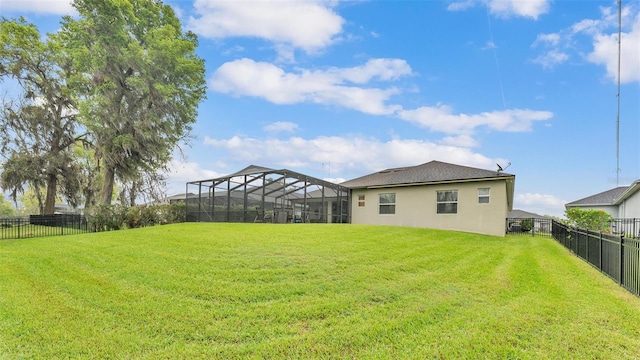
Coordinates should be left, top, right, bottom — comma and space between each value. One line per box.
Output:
1, 223, 639, 359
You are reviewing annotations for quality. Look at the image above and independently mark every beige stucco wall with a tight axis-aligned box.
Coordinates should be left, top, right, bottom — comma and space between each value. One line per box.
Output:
350, 180, 510, 237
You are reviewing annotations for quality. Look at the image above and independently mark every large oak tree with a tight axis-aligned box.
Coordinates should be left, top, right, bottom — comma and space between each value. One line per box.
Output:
57, 0, 206, 205
0, 18, 85, 214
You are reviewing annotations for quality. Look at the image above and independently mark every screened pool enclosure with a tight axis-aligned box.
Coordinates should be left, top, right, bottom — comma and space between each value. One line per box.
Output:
185, 165, 350, 224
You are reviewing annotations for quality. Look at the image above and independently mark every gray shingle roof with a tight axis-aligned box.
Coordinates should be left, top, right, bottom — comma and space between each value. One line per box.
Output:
565, 186, 629, 206
340, 160, 513, 189
508, 209, 546, 219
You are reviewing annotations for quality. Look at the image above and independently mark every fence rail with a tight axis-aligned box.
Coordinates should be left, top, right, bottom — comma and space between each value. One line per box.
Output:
551, 220, 640, 298
1, 215, 90, 240
507, 218, 640, 240
506, 218, 553, 238
610, 218, 640, 238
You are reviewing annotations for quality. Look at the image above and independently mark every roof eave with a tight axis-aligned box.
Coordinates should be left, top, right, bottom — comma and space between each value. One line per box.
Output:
613, 180, 640, 204
565, 203, 617, 208
347, 175, 515, 190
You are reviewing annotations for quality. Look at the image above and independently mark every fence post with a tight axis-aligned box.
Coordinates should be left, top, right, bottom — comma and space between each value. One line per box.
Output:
599, 231, 603, 270
531, 218, 535, 237
620, 235, 625, 285
586, 230, 590, 262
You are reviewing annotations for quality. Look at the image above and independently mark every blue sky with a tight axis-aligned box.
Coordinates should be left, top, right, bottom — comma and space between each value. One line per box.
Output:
1, 0, 639, 217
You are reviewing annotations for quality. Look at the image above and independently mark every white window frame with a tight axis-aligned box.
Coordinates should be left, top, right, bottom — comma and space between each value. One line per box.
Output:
378, 193, 396, 215
436, 190, 458, 214
358, 194, 365, 207
478, 188, 490, 204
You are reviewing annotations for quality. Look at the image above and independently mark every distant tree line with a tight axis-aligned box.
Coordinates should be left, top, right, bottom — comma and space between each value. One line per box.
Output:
0, 0, 206, 215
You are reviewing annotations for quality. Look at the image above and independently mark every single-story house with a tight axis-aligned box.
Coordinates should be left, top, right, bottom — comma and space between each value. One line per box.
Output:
507, 209, 549, 233
185, 160, 515, 236
340, 160, 515, 237
565, 180, 640, 218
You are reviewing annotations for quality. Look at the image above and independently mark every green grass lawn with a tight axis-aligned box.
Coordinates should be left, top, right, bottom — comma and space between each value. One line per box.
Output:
1, 223, 640, 359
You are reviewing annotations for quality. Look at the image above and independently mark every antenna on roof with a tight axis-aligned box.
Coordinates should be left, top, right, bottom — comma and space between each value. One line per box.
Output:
497, 162, 511, 174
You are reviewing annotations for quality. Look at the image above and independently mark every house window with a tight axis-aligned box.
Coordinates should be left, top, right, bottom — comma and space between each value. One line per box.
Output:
379, 193, 396, 215
437, 190, 458, 214
358, 194, 365, 207
478, 188, 490, 204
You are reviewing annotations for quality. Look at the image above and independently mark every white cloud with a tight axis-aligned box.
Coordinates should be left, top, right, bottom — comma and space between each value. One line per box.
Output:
532, 33, 561, 47
587, 13, 640, 83
210, 58, 554, 135
440, 135, 479, 148
333, 58, 413, 84
447, 0, 550, 19
532, 50, 569, 69
447, 0, 476, 12
187, 0, 344, 55
0, 0, 75, 15
483, 41, 497, 50
209, 58, 409, 115
515, 192, 568, 218
163, 159, 225, 196
324, 177, 347, 184
263, 121, 299, 133
571, 18, 603, 36
531, 4, 640, 83
203, 134, 505, 178
487, 0, 550, 20
166, 159, 222, 184
397, 105, 553, 135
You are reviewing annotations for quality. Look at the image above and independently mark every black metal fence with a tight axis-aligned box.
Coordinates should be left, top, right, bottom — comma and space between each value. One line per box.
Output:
610, 218, 640, 238
551, 220, 640, 298
506, 217, 640, 240
506, 218, 553, 238
0, 214, 90, 240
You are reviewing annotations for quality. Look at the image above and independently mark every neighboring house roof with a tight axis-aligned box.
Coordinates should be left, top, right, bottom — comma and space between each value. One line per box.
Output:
508, 209, 546, 219
340, 160, 513, 189
614, 180, 640, 205
164, 193, 196, 202
565, 186, 629, 207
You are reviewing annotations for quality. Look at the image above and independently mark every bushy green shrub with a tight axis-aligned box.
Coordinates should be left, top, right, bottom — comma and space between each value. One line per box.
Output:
88, 202, 186, 232
520, 219, 533, 232
140, 206, 160, 226
565, 208, 613, 232
126, 203, 187, 229
168, 202, 186, 223
126, 206, 143, 229
86, 204, 128, 232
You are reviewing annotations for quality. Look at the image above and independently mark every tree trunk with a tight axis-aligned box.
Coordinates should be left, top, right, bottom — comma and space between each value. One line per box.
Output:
83, 177, 94, 210
43, 175, 57, 215
100, 166, 115, 205
128, 180, 137, 207
84, 192, 94, 211
34, 186, 45, 215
